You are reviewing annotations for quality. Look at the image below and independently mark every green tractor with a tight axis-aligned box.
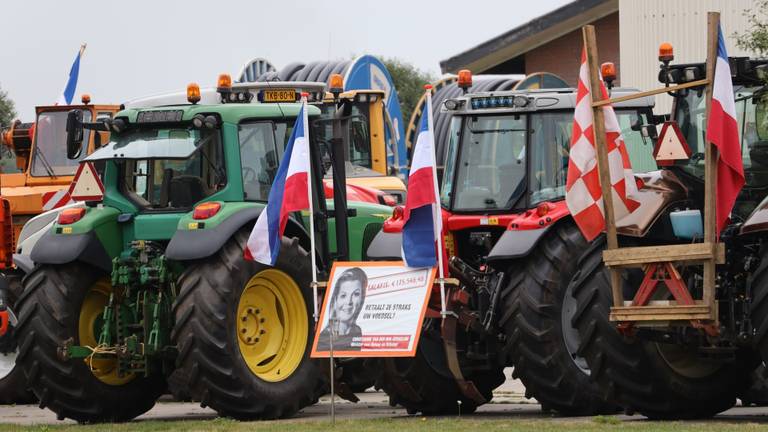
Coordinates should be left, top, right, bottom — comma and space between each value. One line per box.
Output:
14, 80, 391, 422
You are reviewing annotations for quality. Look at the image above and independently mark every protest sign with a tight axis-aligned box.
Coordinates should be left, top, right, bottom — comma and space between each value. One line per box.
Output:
310, 262, 435, 358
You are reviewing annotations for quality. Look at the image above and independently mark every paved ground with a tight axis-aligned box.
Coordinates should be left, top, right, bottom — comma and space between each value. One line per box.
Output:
3, 374, 768, 425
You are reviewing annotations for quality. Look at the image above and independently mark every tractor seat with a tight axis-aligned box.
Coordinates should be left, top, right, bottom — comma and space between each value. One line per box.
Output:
169, 175, 209, 208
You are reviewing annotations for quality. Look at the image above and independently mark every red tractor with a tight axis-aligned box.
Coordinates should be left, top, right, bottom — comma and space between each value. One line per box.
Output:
366, 71, 658, 415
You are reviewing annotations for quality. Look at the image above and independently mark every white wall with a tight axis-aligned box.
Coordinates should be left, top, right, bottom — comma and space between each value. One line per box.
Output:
619, 0, 756, 114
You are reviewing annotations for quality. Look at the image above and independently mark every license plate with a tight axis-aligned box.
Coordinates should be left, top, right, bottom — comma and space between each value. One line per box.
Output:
262, 89, 296, 103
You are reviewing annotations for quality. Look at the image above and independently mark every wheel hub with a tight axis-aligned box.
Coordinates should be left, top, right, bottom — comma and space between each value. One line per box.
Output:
236, 269, 307, 383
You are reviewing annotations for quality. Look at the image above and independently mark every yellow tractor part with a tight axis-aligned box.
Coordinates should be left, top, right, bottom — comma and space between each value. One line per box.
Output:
236, 269, 307, 382
77, 278, 134, 386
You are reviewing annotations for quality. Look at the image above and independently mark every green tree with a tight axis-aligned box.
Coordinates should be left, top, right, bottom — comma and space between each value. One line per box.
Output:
0, 85, 16, 128
382, 58, 436, 128
735, 0, 768, 54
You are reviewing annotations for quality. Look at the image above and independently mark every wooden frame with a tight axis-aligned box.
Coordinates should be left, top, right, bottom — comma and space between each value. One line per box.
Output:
583, 12, 721, 326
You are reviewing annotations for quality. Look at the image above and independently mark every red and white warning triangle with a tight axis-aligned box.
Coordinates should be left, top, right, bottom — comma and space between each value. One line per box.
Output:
68, 162, 105, 201
654, 121, 692, 166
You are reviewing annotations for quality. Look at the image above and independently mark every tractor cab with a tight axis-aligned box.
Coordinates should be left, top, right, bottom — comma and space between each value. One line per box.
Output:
316, 88, 407, 203
663, 56, 768, 219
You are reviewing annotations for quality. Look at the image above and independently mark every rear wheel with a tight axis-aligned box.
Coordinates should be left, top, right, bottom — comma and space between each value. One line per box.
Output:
0, 273, 36, 404
499, 222, 616, 415
15, 264, 165, 422
376, 321, 505, 415
572, 241, 752, 419
170, 232, 324, 420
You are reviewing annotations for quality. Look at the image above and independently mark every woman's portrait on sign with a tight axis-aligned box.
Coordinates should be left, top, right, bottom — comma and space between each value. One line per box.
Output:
317, 267, 367, 351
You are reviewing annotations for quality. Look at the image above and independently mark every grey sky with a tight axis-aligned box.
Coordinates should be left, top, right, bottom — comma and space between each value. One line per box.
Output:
1, 0, 570, 118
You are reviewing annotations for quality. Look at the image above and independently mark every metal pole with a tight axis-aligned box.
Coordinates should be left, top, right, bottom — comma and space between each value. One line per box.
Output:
424, 87, 448, 316
329, 318, 335, 425
303, 93, 320, 323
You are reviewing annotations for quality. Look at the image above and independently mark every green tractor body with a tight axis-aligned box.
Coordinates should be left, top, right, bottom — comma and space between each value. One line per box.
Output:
18, 90, 390, 422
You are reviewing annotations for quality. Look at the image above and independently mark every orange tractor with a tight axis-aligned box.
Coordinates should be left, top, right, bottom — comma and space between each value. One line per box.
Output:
0, 96, 119, 403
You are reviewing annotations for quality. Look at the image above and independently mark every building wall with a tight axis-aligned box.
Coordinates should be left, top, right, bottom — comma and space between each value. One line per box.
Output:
619, 0, 754, 114
524, 12, 620, 86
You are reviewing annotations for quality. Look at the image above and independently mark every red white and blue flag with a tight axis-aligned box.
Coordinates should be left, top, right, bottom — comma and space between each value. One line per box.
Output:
401, 92, 443, 268
706, 24, 744, 236
245, 101, 312, 265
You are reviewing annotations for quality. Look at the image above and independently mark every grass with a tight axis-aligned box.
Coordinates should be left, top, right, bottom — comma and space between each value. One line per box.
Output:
0, 417, 767, 432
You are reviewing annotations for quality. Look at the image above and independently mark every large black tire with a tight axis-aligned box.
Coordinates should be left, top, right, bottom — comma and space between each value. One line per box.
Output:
15, 264, 166, 422
0, 273, 36, 404
572, 240, 754, 419
170, 232, 324, 420
500, 222, 616, 415
375, 321, 505, 415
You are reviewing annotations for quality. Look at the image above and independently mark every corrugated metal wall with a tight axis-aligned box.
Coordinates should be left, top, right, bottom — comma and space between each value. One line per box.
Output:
618, 0, 755, 171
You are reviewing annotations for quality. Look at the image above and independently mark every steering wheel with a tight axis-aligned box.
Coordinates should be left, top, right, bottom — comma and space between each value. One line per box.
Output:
242, 167, 257, 184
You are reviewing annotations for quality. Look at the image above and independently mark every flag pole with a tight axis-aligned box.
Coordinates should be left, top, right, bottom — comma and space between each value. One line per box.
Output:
79, 43, 87, 57
424, 86, 448, 316
302, 92, 320, 323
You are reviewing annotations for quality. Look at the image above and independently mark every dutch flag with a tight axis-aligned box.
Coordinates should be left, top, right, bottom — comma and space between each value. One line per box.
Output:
706, 24, 745, 236
57, 45, 85, 106
401, 90, 442, 268
245, 100, 312, 265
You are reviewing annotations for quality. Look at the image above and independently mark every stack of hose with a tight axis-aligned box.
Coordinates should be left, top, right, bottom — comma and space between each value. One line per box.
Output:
256, 61, 352, 86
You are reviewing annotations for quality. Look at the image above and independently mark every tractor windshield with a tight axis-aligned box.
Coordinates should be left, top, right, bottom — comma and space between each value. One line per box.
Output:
443, 114, 527, 211
115, 128, 225, 210
31, 110, 92, 177
442, 109, 656, 212
675, 86, 768, 188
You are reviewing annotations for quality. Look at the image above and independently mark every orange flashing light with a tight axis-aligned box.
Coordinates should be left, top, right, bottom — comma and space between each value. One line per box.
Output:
81, 94, 91, 105
187, 83, 201, 104
193, 202, 222, 220
457, 69, 472, 89
329, 74, 344, 93
601, 62, 617, 81
659, 42, 674, 62
58, 207, 86, 225
217, 73, 232, 89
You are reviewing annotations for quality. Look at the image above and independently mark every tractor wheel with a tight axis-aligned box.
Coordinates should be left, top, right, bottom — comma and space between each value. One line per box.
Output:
500, 222, 617, 415
572, 241, 753, 419
170, 231, 325, 420
0, 274, 36, 404
15, 264, 166, 422
375, 322, 505, 415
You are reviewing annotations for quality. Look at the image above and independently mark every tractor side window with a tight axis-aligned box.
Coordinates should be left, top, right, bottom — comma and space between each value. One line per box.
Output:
676, 88, 708, 179
616, 109, 657, 173
529, 112, 571, 205
239, 122, 280, 201
440, 115, 462, 208
31, 110, 92, 177
349, 104, 371, 169
738, 89, 768, 188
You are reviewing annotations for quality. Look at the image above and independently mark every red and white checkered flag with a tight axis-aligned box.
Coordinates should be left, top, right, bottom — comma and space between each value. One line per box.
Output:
566, 48, 639, 241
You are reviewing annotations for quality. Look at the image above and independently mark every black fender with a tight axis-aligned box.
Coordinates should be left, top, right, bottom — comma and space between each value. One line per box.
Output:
166, 208, 313, 262
30, 231, 112, 273
365, 230, 402, 260
486, 225, 552, 262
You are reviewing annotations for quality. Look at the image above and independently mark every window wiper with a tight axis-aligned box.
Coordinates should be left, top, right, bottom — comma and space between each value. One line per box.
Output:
34, 144, 57, 178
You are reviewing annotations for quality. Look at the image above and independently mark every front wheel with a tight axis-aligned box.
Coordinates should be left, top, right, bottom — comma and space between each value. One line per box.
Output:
15, 264, 165, 422
170, 232, 324, 420
499, 222, 617, 415
571, 241, 753, 419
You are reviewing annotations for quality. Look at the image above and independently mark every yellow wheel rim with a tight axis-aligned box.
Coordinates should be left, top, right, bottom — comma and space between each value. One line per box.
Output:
236, 269, 307, 382
77, 278, 134, 386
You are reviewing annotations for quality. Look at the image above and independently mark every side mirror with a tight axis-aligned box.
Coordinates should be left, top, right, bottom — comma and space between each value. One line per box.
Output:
65, 110, 84, 159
